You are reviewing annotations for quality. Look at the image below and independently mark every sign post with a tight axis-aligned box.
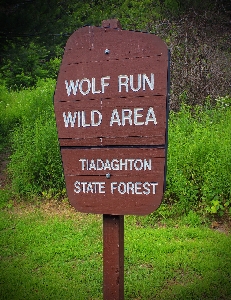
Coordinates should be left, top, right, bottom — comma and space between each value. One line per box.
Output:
54, 19, 169, 299
103, 215, 124, 299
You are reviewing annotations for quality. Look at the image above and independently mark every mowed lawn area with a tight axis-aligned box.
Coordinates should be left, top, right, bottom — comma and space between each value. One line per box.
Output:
0, 200, 231, 300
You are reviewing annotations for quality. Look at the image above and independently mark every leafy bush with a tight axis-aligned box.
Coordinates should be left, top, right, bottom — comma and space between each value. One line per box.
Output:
165, 97, 231, 216
1, 42, 62, 90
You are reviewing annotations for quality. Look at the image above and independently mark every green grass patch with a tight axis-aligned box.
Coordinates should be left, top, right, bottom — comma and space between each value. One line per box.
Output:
0, 203, 231, 299
0, 204, 102, 300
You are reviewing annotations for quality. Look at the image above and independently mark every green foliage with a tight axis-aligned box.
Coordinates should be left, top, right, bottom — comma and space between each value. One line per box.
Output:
0, 0, 229, 97
165, 98, 231, 216
0, 85, 12, 146
0, 190, 12, 209
1, 42, 62, 90
0, 79, 54, 139
3, 79, 65, 197
9, 110, 64, 197
180, 210, 203, 227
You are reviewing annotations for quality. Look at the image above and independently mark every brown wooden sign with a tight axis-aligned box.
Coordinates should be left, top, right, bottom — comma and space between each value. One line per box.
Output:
54, 19, 170, 215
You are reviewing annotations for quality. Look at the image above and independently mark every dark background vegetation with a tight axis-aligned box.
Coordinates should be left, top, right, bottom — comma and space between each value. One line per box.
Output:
0, 0, 230, 108
0, 0, 230, 220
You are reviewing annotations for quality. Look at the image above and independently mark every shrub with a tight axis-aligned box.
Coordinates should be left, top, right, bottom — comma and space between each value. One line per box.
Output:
1, 42, 62, 90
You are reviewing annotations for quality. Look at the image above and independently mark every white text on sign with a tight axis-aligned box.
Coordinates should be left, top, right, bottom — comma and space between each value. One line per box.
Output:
62, 107, 157, 128
73, 181, 158, 195
65, 73, 154, 96
79, 158, 152, 171
73, 158, 158, 195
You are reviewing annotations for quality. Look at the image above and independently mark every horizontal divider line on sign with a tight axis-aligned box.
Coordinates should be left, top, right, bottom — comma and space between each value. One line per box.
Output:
56, 94, 166, 102
64, 172, 164, 175
60, 144, 166, 150
66, 55, 166, 65
65, 173, 163, 176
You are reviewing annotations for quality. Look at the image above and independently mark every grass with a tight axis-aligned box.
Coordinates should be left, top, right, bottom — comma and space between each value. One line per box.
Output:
0, 200, 231, 299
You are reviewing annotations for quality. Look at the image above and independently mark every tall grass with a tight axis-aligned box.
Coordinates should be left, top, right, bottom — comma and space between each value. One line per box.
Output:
166, 98, 231, 216
9, 109, 64, 197
0, 79, 54, 138
1, 80, 231, 217
0, 79, 65, 197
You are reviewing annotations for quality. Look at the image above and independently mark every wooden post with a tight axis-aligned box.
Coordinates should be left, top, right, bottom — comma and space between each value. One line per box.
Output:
103, 215, 124, 300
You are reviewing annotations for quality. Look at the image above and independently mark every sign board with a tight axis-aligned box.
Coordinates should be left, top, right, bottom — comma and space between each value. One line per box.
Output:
54, 19, 170, 215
